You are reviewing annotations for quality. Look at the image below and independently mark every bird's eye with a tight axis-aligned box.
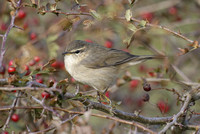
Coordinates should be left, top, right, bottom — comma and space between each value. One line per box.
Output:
74, 50, 81, 54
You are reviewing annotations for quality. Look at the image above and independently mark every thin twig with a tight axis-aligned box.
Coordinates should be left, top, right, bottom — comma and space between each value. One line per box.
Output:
64, 111, 157, 134
129, 17, 195, 44
1, 106, 199, 131
30, 94, 62, 119
0, 86, 61, 93
2, 91, 21, 131
43, 10, 92, 17
0, 0, 22, 68
158, 93, 192, 134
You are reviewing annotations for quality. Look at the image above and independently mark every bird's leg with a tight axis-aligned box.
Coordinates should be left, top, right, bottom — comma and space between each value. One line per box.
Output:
97, 91, 102, 103
103, 88, 109, 94
75, 84, 80, 95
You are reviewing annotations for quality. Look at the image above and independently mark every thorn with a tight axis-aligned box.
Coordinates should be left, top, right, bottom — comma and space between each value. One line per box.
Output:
26, 125, 31, 133
13, 25, 24, 30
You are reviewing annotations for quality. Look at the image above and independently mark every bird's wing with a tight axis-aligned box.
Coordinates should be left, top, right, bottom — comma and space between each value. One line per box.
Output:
81, 48, 141, 69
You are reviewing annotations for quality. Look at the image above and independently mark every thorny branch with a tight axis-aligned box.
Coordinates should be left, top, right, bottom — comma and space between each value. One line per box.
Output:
159, 93, 192, 134
0, 0, 22, 68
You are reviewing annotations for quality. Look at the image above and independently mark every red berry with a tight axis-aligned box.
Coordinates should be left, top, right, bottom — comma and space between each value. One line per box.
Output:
0, 65, 5, 75
24, 65, 29, 70
11, 114, 19, 122
36, 78, 43, 84
12, 90, 17, 93
148, 72, 155, 77
85, 39, 93, 43
141, 12, 154, 22
8, 60, 14, 66
59, 62, 65, 69
176, 16, 182, 21
143, 83, 151, 92
8, 67, 16, 74
104, 40, 113, 48
25, 65, 31, 76
130, 80, 139, 89
157, 101, 170, 114
41, 92, 50, 99
30, 32, 37, 40
18, 10, 26, 19
105, 91, 110, 98
1, 23, 7, 31
51, 61, 60, 68
34, 56, 40, 62
29, 60, 36, 66
168, 7, 177, 15
1, 131, 9, 134
36, 74, 41, 78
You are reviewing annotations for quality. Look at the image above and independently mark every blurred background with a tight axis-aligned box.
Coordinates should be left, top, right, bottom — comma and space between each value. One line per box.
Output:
0, 0, 200, 133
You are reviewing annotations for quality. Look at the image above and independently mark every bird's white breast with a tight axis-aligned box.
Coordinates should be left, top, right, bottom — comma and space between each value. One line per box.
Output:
64, 55, 118, 90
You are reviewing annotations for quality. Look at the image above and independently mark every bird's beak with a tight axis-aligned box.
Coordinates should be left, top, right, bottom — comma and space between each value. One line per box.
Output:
62, 51, 72, 55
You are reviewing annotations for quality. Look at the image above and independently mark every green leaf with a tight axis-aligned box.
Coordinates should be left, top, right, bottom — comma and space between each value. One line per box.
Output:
128, 24, 137, 32
139, 20, 147, 27
125, 9, 132, 21
90, 9, 101, 19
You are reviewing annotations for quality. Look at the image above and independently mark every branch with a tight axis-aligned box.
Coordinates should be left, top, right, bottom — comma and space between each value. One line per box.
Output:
63, 93, 172, 125
43, 10, 92, 17
2, 91, 21, 131
0, 0, 22, 68
29, 94, 62, 119
0, 86, 61, 93
158, 93, 192, 134
129, 17, 195, 44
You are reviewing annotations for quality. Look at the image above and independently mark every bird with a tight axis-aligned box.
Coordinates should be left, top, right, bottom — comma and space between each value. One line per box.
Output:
62, 40, 162, 93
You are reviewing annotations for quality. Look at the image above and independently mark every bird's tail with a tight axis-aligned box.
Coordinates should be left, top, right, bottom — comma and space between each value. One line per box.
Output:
128, 55, 165, 66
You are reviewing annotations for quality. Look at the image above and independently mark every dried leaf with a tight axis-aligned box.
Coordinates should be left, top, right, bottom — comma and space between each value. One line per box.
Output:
178, 48, 189, 55
128, 0, 138, 5
72, 16, 80, 23
38, 6, 46, 15
50, 3, 57, 11
42, 59, 56, 70
188, 41, 199, 49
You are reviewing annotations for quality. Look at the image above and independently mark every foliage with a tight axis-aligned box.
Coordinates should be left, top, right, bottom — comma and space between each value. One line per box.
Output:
0, 0, 200, 133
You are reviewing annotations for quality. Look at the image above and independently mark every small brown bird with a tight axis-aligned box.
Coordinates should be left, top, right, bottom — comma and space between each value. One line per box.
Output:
63, 40, 161, 93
